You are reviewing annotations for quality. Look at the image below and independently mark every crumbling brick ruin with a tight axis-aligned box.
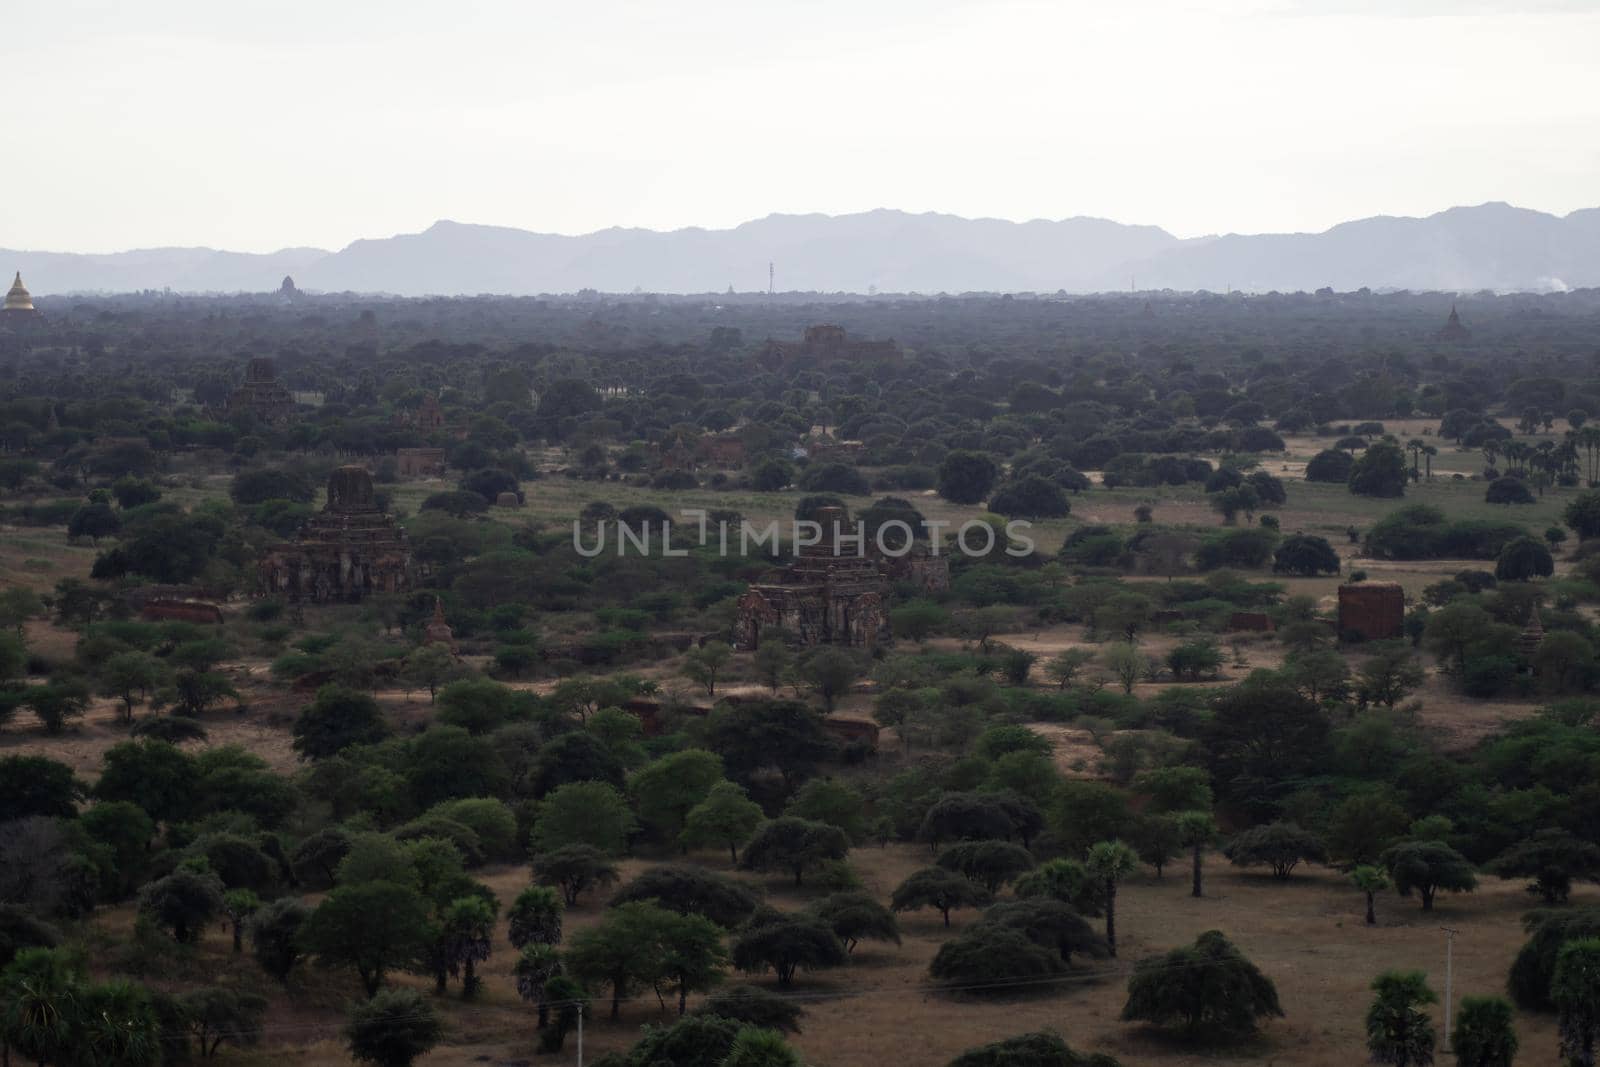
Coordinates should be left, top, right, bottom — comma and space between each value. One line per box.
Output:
395, 447, 446, 477
226, 356, 295, 423
734, 506, 891, 650
1338, 581, 1405, 641
257, 466, 412, 602
759, 325, 902, 369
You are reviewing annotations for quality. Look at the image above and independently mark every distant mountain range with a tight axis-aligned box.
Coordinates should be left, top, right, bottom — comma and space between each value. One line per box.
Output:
7, 202, 1599, 297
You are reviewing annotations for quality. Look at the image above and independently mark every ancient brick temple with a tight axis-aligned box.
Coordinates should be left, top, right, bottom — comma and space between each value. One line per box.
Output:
227, 356, 295, 423
258, 466, 412, 602
733, 507, 891, 650
1337, 581, 1405, 641
395, 447, 446, 477
759, 325, 901, 369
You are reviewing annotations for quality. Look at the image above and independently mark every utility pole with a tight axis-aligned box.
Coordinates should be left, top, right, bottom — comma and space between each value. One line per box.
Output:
1440, 926, 1458, 1052
576, 1001, 584, 1067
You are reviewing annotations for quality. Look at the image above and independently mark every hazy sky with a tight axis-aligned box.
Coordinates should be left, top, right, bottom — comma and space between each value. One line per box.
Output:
5, 0, 1598, 253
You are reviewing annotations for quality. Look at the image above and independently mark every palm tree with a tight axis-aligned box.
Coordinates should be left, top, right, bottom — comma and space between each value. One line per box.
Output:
1087, 840, 1140, 957
1176, 811, 1216, 899
1366, 970, 1437, 1067
1422, 444, 1437, 481
1406, 439, 1425, 478
514, 944, 564, 1030
1351, 866, 1390, 926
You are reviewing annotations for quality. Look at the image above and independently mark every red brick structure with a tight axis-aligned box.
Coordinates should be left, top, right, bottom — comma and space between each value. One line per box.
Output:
226, 357, 295, 423
140, 599, 224, 625
760, 325, 902, 369
423, 598, 458, 653
733, 507, 890, 651
395, 447, 446, 477
1338, 581, 1405, 641
1227, 611, 1276, 632
257, 466, 412, 602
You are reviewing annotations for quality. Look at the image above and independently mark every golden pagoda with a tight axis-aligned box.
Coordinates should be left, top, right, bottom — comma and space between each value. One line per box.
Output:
3, 272, 36, 315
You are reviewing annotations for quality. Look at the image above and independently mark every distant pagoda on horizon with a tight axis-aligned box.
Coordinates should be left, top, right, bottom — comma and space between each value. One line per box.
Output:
3, 272, 37, 317
1436, 304, 1470, 343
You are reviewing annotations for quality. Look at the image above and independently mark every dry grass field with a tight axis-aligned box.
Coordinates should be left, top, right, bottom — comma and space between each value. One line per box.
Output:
71, 843, 1574, 1067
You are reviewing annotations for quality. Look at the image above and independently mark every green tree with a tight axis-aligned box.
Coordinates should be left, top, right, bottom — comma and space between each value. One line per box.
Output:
1356, 645, 1426, 709
1044, 648, 1096, 690
891, 867, 991, 927
740, 817, 849, 887
532, 780, 636, 855
786, 777, 867, 842
532, 844, 620, 906
703, 699, 835, 797
1327, 788, 1412, 867
292, 685, 390, 760
513, 942, 563, 1030
938, 450, 1000, 505
1489, 828, 1600, 904
345, 988, 442, 1067
181, 987, 266, 1059
1086, 841, 1139, 958
936, 840, 1036, 894
301, 881, 435, 996
796, 647, 863, 712
1224, 822, 1326, 879
0, 756, 83, 820
1273, 534, 1341, 576
752, 638, 794, 693
26, 681, 90, 736
1351, 866, 1391, 926
99, 652, 168, 725
681, 641, 734, 698
289, 831, 352, 889
731, 913, 847, 988
630, 748, 725, 846
890, 601, 950, 643
1121, 930, 1283, 1039
565, 901, 671, 1019
1366, 970, 1437, 1067
507, 885, 564, 949
1495, 536, 1553, 582
440, 894, 496, 998
1177, 811, 1217, 899
0, 948, 79, 1066
682, 781, 766, 863
928, 924, 1064, 991
1565, 491, 1600, 542
137, 869, 225, 944
1349, 441, 1408, 498
695, 985, 805, 1034
610, 865, 759, 928
74, 979, 163, 1067
1554, 938, 1600, 1067
946, 1031, 1122, 1067
222, 888, 261, 954
809, 891, 901, 954
249, 897, 311, 983
1450, 995, 1517, 1067
720, 1026, 803, 1067
433, 677, 521, 733
1104, 643, 1145, 695
1381, 840, 1477, 912
400, 645, 462, 704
